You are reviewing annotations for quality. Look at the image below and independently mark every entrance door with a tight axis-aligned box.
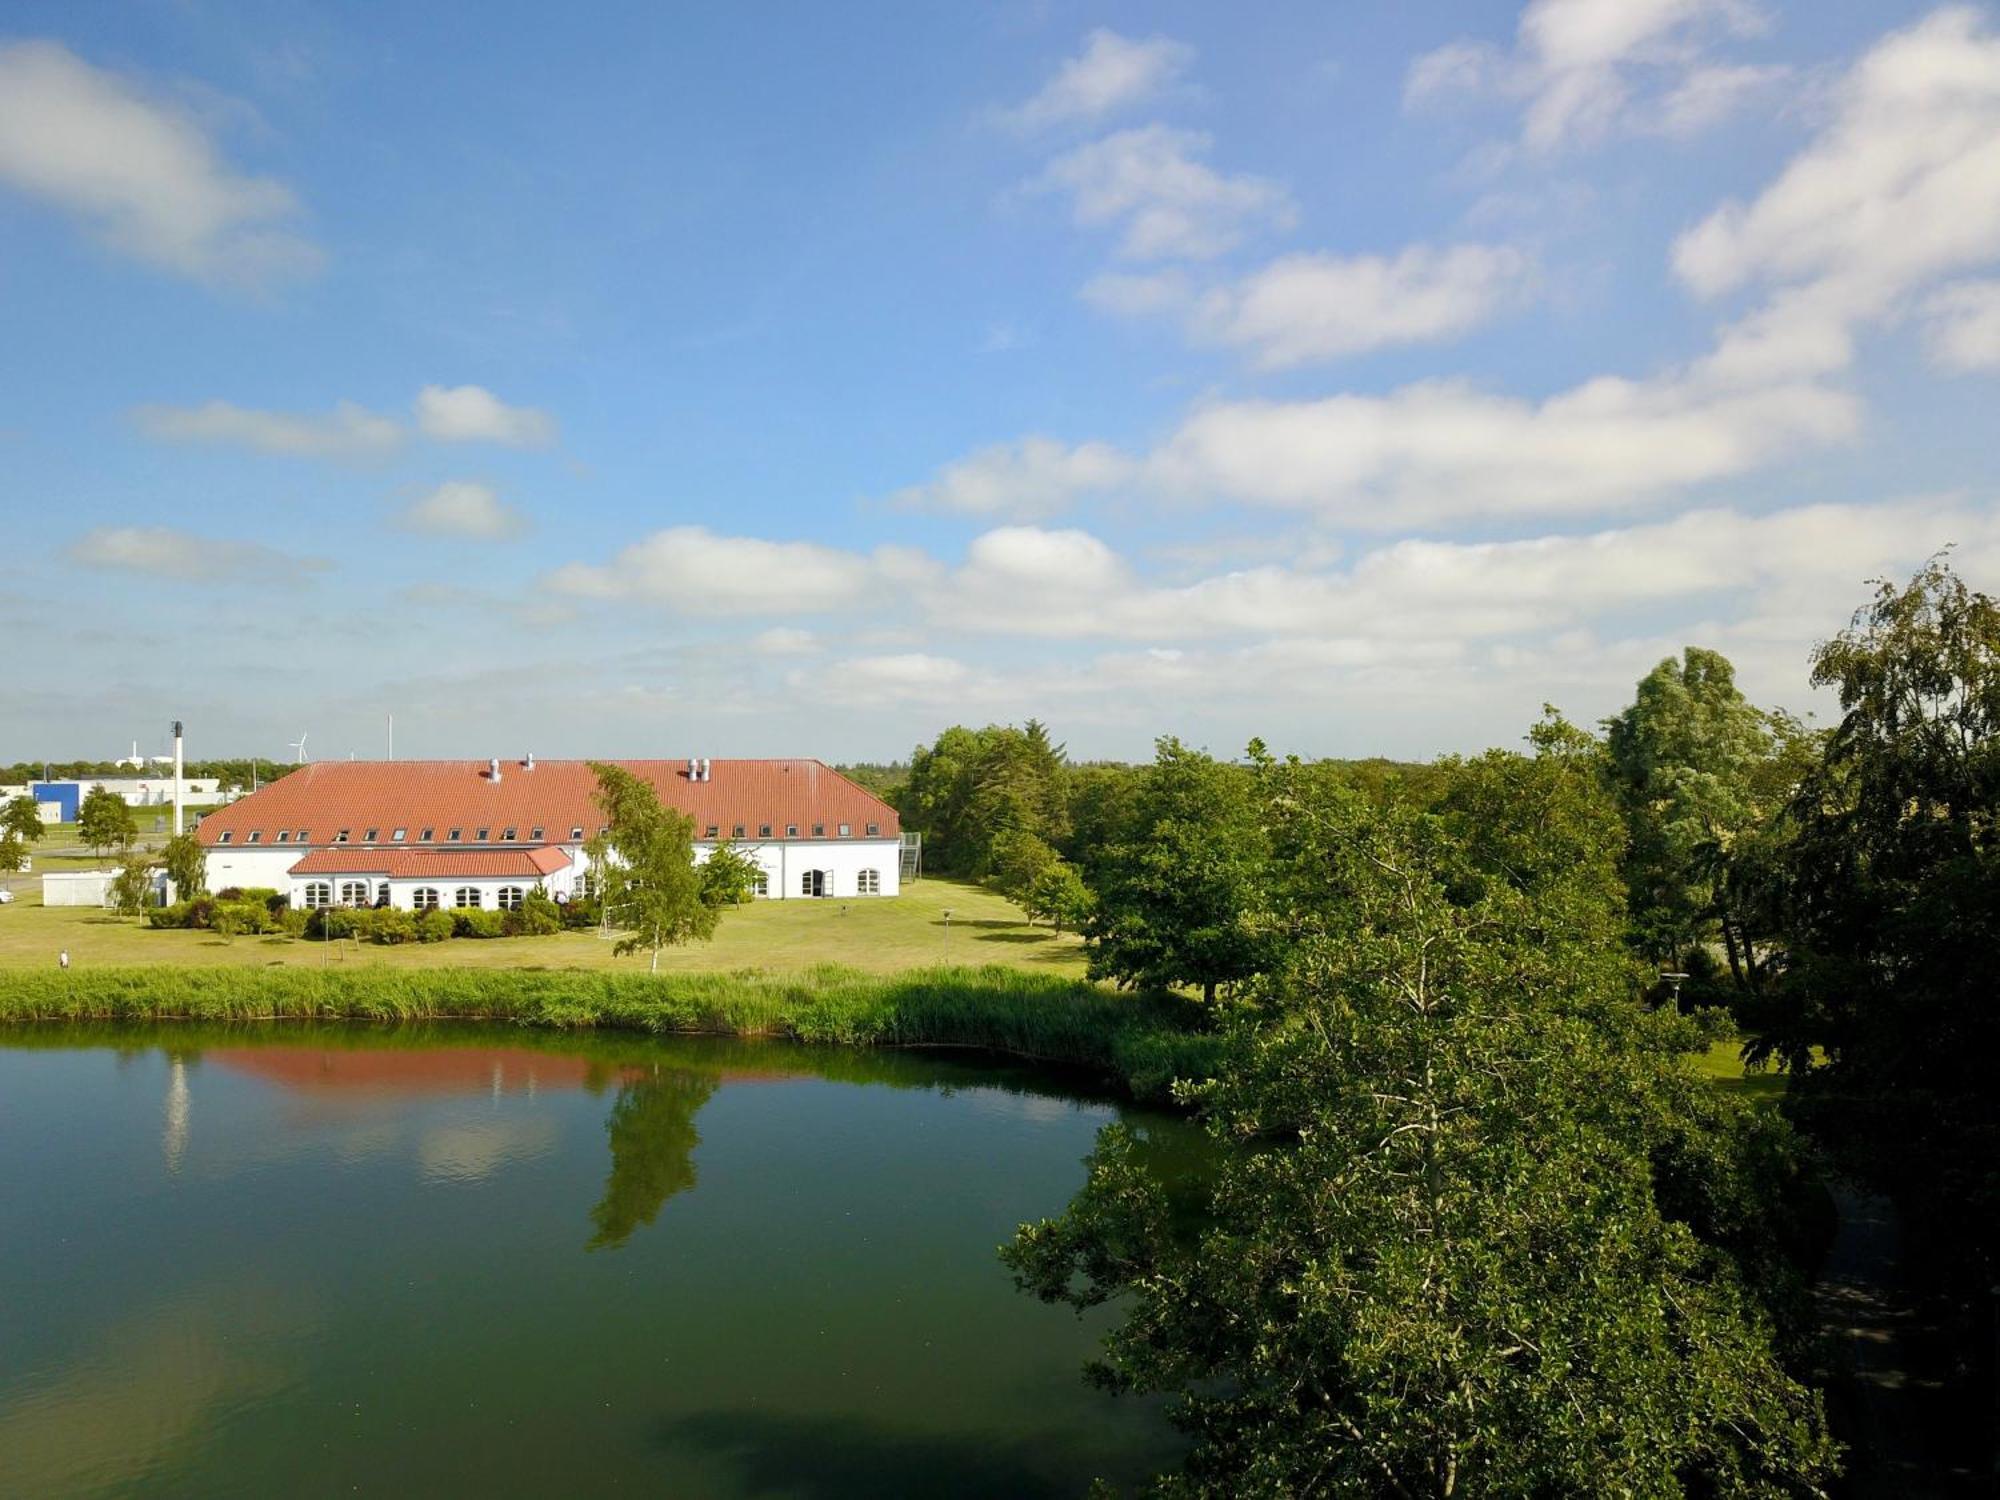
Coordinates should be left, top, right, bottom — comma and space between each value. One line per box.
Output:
803, 869, 828, 898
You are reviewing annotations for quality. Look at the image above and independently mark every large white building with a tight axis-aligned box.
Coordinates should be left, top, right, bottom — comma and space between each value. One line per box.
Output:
194, 757, 905, 911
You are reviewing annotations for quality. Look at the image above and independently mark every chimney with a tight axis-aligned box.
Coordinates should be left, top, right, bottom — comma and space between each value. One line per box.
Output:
523, 752, 535, 771
171, 720, 185, 838
489, 756, 502, 783
702, 757, 712, 782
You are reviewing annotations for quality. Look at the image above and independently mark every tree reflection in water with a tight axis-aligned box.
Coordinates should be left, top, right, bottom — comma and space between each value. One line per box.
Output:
588, 1067, 719, 1249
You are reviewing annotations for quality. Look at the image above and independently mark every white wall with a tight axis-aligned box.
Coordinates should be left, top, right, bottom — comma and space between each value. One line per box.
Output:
708, 840, 901, 899
289, 866, 579, 912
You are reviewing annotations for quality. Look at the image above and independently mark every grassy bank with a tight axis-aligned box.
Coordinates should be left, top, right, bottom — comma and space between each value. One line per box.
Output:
0, 962, 1218, 1102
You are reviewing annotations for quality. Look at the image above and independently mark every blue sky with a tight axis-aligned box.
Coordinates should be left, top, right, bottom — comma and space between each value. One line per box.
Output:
3, 0, 1998, 764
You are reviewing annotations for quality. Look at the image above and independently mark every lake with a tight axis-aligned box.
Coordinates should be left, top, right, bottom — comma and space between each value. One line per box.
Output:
0, 1024, 1199, 1498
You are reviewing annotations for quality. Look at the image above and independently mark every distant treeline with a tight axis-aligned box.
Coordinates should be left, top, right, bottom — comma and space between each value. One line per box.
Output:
1, 759, 301, 793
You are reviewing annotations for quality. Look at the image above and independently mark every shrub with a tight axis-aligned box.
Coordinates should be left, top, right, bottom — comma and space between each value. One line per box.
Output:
367, 908, 416, 945
518, 890, 563, 936
452, 909, 507, 939
563, 895, 602, 930
415, 909, 454, 943
148, 902, 192, 930
279, 907, 310, 938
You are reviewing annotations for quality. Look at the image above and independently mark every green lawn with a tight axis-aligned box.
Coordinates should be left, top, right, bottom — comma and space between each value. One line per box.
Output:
1691, 1036, 1789, 1101
0, 875, 1087, 978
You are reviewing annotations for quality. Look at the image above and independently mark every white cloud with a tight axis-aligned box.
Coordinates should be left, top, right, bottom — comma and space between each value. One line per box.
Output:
1407, 0, 1774, 151
544, 526, 933, 615
1034, 125, 1295, 261
1673, 7, 2000, 376
1080, 268, 1195, 317
1654, 62, 1790, 135
919, 499, 1998, 645
1145, 373, 1852, 526
65, 526, 328, 582
892, 436, 1135, 518
1923, 279, 2000, 369
133, 399, 402, 458
0, 40, 319, 286
750, 626, 821, 655
1181, 244, 1534, 368
394, 481, 527, 540
1002, 29, 1194, 130
414, 385, 557, 447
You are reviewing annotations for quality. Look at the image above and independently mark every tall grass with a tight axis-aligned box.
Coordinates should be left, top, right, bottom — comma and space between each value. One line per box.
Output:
0, 964, 1218, 1100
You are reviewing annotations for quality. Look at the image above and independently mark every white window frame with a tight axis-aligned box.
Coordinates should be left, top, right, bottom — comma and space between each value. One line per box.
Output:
339, 880, 371, 906
497, 886, 525, 912
302, 882, 332, 909
857, 869, 880, 895
412, 887, 440, 911
455, 887, 482, 909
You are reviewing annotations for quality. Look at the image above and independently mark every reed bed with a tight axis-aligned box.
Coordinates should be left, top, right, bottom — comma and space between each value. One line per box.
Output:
0, 963, 1217, 1100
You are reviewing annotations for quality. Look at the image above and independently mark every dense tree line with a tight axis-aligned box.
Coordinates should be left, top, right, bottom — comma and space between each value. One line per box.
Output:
893, 558, 1996, 1491
0, 758, 299, 792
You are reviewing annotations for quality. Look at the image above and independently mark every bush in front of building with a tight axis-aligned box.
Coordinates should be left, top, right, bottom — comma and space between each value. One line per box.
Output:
150, 896, 283, 935
451, 908, 509, 939
562, 894, 602, 930
415, 909, 454, 943
368, 908, 417, 945
513, 891, 563, 936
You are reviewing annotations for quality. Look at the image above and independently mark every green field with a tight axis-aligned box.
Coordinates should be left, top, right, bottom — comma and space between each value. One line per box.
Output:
0, 875, 1087, 977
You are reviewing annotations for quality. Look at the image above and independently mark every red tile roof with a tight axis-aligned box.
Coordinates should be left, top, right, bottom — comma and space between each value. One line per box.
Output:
198, 759, 899, 850
288, 846, 572, 878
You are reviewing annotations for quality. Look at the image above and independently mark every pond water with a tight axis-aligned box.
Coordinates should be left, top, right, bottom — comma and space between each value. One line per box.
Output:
0, 1024, 1200, 1498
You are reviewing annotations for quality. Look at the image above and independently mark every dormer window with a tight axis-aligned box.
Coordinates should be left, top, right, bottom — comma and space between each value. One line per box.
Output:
866, 822, 880, 836
530, 826, 544, 840
364, 828, 379, 843
217, 831, 232, 845
246, 831, 262, 844
760, 824, 773, 838
448, 828, 462, 842
570, 826, 584, 841
334, 829, 350, 844
476, 827, 490, 841
420, 828, 434, 842
732, 824, 745, 839
838, 823, 850, 837
705, 825, 718, 839
391, 828, 407, 843
296, 829, 309, 843
812, 823, 824, 837
276, 831, 291, 844
501, 826, 517, 841
786, 824, 798, 838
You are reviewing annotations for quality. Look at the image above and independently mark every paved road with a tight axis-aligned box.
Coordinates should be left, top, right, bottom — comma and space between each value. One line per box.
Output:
1817, 1185, 1989, 1496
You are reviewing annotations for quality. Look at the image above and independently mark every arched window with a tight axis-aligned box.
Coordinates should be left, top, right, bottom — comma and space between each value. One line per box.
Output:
857, 869, 881, 895
302, 882, 332, 909
497, 886, 525, 911
455, 887, 482, 909
411, 888, 440, 911
339, 880, 370, 906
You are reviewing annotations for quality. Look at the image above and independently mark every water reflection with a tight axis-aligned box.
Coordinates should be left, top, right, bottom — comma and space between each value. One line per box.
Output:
0, 1284, 313, 1500
590, 1068, 720, 1249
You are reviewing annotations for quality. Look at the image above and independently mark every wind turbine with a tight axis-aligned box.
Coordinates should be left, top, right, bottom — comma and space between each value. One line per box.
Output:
288, 733, 310, 765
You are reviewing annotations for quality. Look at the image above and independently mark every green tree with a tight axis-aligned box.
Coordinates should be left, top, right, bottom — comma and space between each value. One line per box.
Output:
78, 787, 138, 858
159, 831, 207, 899
1604, 650, 1802, 991
587, 763, 729, 972
1086, 738, 1275, 1004
1023, 860, 1092, 934
898, 721, 1070, 877
697, 839, 763, 906
1758, 559, 2000, 1334
988, 827, 1060, 905
108, 850, 158, 915
2, 792, 44, 846
1009, 765, 1837, 1497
